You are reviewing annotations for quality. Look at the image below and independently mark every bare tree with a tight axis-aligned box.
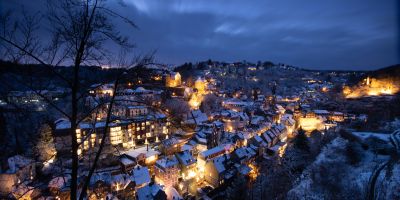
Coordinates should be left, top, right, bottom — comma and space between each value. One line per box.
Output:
0, 0, 144, 199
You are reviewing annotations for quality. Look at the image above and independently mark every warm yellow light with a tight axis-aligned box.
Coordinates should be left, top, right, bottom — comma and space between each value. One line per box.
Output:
189, 94, 202, 110
146, 155, 157, 164
179, 183, 183, 190
298, 117, 324, 131
344, 77, 398, 98
278, 143, 288, 157
185, 170, 196, 180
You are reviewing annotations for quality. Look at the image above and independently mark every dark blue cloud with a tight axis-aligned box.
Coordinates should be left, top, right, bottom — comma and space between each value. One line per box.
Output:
2, 0, 399, 70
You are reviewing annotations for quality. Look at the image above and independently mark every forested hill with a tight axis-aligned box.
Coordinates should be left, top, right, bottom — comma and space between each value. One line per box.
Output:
0, 60, 124, 91
367, 64, 400, 80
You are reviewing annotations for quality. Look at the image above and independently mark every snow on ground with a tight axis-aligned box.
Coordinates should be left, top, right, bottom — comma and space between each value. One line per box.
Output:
165, 186, 182, 200
351, 131, 391, 142
288, 137, 398, 200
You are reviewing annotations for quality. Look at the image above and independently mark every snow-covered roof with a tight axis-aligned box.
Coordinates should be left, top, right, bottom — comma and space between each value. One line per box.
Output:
199, 146, 225, 159
251, 115, 265, 125
222, 98, 253, 106
186, 110, 208, 125
165, 186, 182, 200
181, 144, 193, 152
134, 87, 147, 92
262, 132, 272, 143
212, 155, 227, 173
136, 183, 164, 200
176, 150, 196, 166
127, 105, 147, 109
251, 135, 264, 145
55, 118, 119, 130
233, 147, 256, 160
332, 111, 344, 115
314, 109, 330, 115
90, 172, 112, 186
6, 155, 33, 174
120, 156, 135, 166
155, 155, 179, 169
133, 165, 151, 186
124, 146, 160, 159
237, 164, 252, 175
195, 134, 207, 144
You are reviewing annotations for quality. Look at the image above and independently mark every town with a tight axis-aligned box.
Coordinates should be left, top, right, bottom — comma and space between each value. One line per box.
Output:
0, 0, 399, 200
1, 59, 400, 200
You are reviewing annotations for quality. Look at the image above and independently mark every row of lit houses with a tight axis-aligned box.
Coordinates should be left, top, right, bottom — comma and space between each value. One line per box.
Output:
53, 113, 170, 160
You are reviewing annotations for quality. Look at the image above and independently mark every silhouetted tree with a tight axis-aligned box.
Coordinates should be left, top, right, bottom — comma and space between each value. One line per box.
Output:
0, 1, 142, 199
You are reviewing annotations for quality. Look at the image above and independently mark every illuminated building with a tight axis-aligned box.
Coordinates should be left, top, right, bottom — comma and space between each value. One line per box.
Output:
154, 156, 180, 187
188, 93, 202, 110
53, 115, 169, 160
175, 151, 197, 180
165, 72, 181, 87
343, 77, 399, 98
0, 155, 36, 196
219, 110, 249, 132
197, 146, 226, 177
194, 77, 207, 94
122, 146, 160, 167
159, 137, 183, 155
297, 111, 325, 132
204, 155, 230, 187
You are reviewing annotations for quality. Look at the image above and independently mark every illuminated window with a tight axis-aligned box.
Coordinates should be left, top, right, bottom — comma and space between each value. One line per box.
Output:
84, 141, 89, 150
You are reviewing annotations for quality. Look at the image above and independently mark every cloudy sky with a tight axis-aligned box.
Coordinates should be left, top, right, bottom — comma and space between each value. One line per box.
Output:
2, 0, 399, 70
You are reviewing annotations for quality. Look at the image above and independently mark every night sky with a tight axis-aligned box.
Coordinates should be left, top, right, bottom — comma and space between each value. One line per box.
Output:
2, 0, 399, 70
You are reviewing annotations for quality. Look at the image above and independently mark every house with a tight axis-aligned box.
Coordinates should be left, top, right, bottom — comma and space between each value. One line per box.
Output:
281, 114, 296, 137
231, 147, 257, 165
175, 151, 196, 180
313, 109, 330, 118
126, 105, 148, 117
124, 146, 160, 166
195, 122, 223, 149
197, 146, 226, 174
330, 111, 345, 122
119, 155, 136, 173
154, 156, 180, 187
248, 135, 267, 155
53, 114, 169, 158
132, 165, 151, 188
222, 98, 253, 112
165, 186, 183, 200
231, 132, 247, 148
194, 77, 207, 94
0, 155, 35, 196
136, 183, 167, 200
220, 110, 249, 132
165, 72, 181, 87
159, 137, 183, 156
204, 155, 229, 187
184, 110, 208, 125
